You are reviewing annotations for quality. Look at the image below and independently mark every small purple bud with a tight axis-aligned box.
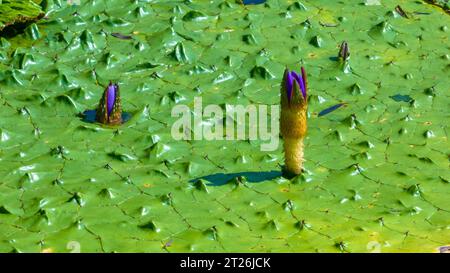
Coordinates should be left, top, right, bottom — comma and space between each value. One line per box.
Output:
96, 81, 122, 125
338, 41, 350, 61
106, 83, 116, 116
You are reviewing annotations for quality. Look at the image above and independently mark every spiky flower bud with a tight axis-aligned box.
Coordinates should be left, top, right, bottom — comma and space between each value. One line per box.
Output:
280, 67, 308, 176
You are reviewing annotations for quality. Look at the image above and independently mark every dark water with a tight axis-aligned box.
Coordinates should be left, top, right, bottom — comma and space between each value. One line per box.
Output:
191, 170, 282, 186
390, 94, 412, 102
243, 0, 266, 5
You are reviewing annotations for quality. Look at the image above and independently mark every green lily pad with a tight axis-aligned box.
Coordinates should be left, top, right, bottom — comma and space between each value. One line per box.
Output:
0, 0, 448, 253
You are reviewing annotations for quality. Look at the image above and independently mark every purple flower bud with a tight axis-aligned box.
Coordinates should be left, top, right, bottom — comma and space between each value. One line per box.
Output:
283, 67, 307, 105
106, 83, 116, 116
96, 81, 122, 125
